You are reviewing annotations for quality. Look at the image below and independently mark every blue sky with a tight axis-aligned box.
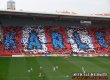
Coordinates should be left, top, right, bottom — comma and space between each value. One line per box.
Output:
0, 0, 110, 14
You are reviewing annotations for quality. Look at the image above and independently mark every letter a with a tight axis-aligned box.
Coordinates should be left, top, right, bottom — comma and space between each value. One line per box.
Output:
28, 31, 42, 49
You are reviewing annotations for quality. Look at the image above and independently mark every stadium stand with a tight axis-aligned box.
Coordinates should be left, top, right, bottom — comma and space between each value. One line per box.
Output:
0, 10, 110, 56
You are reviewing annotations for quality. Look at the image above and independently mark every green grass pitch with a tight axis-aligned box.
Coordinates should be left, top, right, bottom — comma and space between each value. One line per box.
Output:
0, 57, 110, 80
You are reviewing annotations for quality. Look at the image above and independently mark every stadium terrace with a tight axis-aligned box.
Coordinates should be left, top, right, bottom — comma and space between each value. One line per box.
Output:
0, 26, 109, 55
0, 10, 110, 56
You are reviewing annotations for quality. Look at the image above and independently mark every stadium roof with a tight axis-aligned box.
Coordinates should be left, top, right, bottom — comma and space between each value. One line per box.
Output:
0, 10, 110, 21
